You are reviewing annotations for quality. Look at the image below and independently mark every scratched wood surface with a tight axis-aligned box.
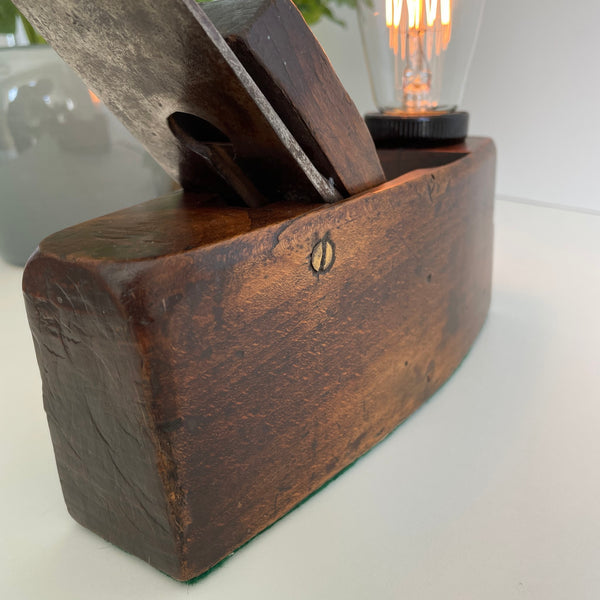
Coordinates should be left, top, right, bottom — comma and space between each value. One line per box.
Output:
13, 0, 340, 204
23, 138, 496, 580
204, 0, 385, 196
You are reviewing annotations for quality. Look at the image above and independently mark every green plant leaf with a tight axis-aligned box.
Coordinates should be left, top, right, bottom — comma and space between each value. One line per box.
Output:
0, 0, 19, 35
22, 17, 45, 44
0, 0, 45, 43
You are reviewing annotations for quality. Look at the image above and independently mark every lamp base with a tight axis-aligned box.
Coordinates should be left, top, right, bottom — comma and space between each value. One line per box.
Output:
23, 138, 494, 581
365, 111, 469, 148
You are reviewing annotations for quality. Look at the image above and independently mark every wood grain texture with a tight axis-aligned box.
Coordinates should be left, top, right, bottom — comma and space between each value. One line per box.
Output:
23, 260, 182, 575
12, 0, 340, 204
23, 138, 496, 581
204, 0, 385, 196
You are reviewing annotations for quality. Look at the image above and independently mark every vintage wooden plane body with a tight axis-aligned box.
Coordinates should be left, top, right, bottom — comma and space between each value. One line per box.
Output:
16, 0, 495, 581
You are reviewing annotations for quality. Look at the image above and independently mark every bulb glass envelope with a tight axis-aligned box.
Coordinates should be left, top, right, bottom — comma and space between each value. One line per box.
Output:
358, 0, 486, 114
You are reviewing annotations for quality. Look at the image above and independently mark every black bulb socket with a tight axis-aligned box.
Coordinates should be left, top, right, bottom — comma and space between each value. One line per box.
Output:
365, 110, 469, 148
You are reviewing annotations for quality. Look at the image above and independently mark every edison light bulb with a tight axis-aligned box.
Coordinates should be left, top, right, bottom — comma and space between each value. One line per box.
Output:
358, 0, 486, 144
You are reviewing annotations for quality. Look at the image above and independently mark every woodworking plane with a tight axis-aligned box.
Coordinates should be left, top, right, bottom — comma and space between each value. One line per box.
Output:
17, 0, 495, 581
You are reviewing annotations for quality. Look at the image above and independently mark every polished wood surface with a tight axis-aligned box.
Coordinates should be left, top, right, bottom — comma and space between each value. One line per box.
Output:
23, 138, 495, 581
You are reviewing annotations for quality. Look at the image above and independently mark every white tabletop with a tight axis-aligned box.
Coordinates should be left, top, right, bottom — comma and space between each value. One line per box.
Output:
1, 197, 599, 599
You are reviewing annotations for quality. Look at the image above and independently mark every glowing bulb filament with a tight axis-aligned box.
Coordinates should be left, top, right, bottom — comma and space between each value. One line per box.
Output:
441, 0, 450, 24
385, 0, 452, 57
407, 0, 421, 29
383, 0, 452, 112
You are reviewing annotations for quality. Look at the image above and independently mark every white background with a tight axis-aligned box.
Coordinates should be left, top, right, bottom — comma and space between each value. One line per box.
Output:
313, 0, 600, 212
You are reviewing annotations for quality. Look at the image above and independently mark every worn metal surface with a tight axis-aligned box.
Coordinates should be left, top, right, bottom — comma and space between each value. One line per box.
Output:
13, 0, 340, 203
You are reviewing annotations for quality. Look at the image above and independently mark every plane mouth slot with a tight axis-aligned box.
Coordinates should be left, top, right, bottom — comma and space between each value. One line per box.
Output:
167, 112, 232, 148
167, 111, 268, 208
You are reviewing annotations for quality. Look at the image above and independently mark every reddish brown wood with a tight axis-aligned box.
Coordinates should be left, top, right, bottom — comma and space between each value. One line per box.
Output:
204, 0, 385, 196
23, 138, 495, 581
